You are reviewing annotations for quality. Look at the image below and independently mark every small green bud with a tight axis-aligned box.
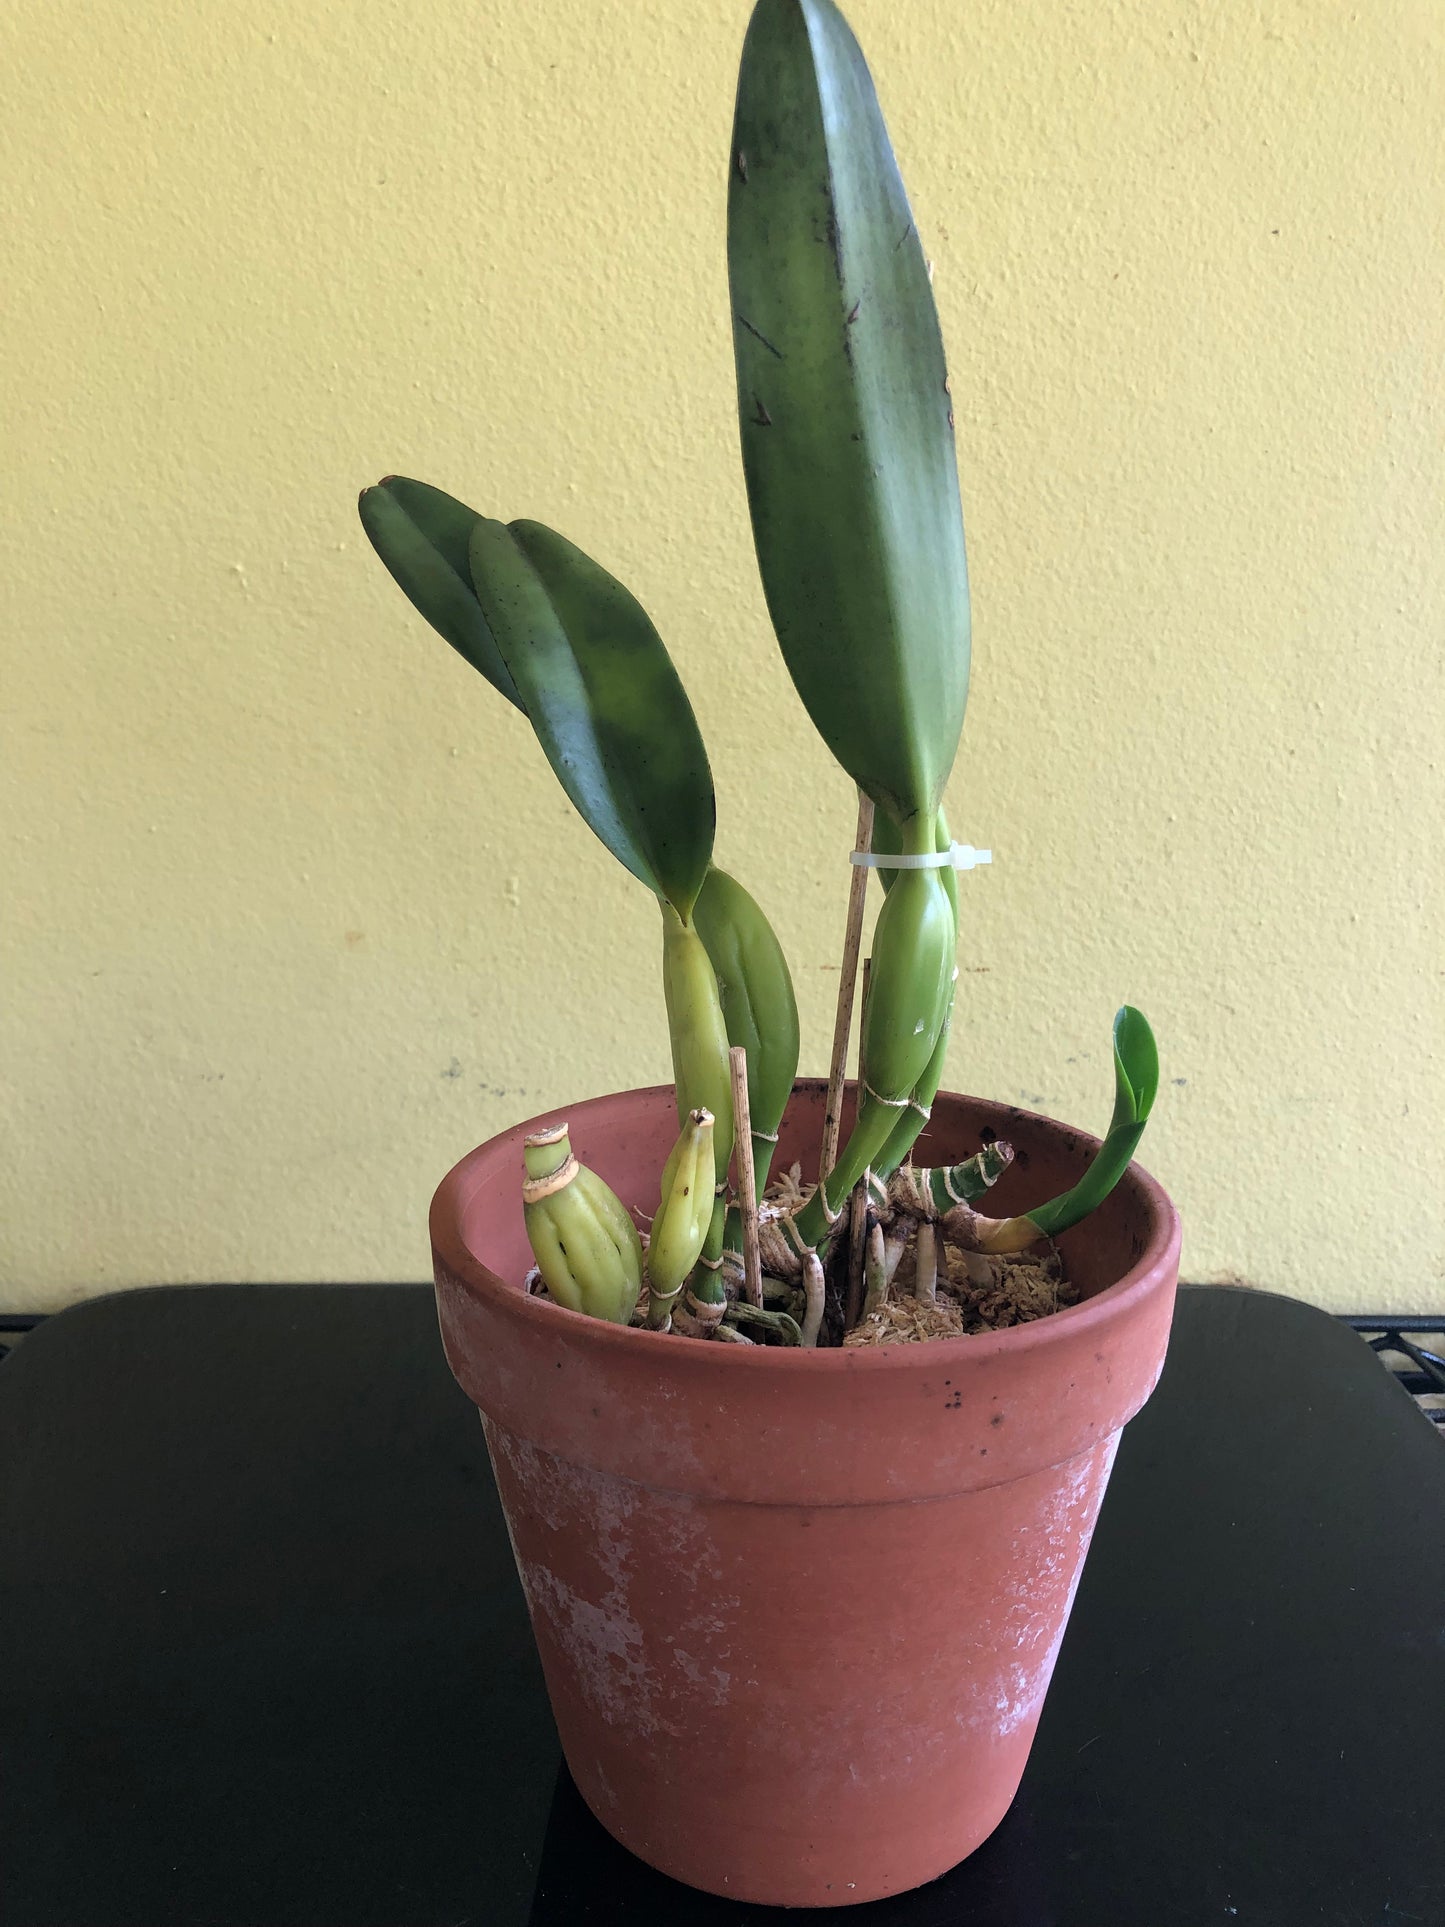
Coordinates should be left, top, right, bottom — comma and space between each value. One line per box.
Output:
522, 1123, 644, 1324
646, 1108, 717, 1324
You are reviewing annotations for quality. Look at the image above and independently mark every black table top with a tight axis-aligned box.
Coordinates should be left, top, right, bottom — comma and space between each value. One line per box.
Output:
1, 1283, 1441, 1927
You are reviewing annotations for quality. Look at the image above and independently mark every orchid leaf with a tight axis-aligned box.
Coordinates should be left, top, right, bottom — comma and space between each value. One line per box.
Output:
692, 864, 800, 1148
358, 477, 523, 709
468, 518, 715, 918
1026, 1008, 1159, 1237
728, 0, 971, 825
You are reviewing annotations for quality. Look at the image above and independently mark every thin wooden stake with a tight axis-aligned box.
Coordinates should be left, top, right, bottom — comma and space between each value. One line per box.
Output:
914, 1220, 939, 1304
855, 954, 873, 1144
730, 1046, 764, 1308
820, 790, 875, 1189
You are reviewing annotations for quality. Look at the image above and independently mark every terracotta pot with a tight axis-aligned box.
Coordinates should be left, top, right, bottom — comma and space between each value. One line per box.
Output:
432, 1080, 1180, 1908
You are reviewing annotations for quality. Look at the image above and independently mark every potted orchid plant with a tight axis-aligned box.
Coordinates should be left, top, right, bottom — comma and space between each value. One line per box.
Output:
356, 0, 1179, 1906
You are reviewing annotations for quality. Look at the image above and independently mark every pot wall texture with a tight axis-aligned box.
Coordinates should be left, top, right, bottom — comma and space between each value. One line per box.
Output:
3, 0, 1441, 1310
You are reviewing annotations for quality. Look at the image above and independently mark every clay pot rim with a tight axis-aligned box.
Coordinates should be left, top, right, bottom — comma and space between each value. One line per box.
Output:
431, 1079, 1181, 1377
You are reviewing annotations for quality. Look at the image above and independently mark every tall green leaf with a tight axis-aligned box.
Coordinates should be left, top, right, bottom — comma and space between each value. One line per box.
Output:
728, 0, 971, 830
468, 519, 715, 918
357, 477, 523, 709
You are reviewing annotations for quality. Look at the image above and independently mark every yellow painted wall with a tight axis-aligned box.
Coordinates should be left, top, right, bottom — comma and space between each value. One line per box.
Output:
3, 1, 1441, 1313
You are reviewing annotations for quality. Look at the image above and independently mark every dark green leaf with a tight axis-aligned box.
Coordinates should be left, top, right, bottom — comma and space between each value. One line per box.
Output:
357, 476, 523, 709
468, 519, 715, 916
728, 0, 971, 824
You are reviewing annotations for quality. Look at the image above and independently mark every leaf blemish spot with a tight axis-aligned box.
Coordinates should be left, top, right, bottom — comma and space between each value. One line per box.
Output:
737, 313, 784, 360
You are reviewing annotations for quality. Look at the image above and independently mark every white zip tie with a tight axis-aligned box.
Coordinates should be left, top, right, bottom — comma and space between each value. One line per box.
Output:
850, 842, 992, 871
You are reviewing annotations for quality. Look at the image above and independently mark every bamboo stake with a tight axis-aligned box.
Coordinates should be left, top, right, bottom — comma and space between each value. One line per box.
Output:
914, 1220, 939, 1303
856, 954, 873, 1147
820, 790, 875, 1190
730, 1046, 764, 1308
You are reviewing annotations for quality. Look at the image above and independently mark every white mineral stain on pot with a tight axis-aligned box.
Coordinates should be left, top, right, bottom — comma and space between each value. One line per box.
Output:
485, 1419, 747, 1748
952, 1435, 1123, 1743
522, 1563, 653, 1729
672, 1647, 733, 1706
589, 1761, 617, 1818
487, 1424, 660, 1735
993, 1659, 1047, 1737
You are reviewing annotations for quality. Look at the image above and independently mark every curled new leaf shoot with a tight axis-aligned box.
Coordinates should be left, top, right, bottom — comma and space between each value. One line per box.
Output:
980, 1008, 1160, 1253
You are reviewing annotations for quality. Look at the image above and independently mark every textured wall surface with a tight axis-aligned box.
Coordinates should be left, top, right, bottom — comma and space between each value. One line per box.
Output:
3, 0, 1441, 1312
